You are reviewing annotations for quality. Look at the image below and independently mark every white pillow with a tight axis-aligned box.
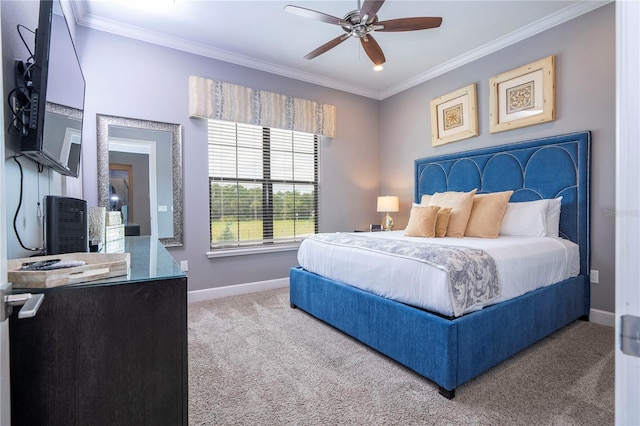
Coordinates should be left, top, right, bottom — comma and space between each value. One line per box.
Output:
545, 197, 563, 237
499, 197, 563, 237
499, 199, 548, 237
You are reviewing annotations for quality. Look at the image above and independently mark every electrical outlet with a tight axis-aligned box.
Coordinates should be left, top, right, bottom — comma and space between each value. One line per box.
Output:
590, 269, 599, 284
180, 260, 188, 272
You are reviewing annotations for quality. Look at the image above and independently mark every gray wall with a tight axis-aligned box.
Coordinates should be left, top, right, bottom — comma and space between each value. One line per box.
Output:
2, 2, 615, 313
2, 1, 61, 259
379, 4, 615, 312
76, 27, 381, 292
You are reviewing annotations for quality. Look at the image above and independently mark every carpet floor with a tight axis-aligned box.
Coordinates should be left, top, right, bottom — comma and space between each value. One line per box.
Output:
188, 287, 614, 425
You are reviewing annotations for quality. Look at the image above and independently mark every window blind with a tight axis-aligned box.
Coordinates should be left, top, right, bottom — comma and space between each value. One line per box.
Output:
208, 120, 319, 249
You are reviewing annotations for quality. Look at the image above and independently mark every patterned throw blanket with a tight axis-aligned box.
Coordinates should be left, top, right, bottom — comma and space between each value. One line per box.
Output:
309, 233, 501, 317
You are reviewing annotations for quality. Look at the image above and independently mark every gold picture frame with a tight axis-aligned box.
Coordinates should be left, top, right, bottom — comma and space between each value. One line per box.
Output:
489, 55, 555, 133
430, 83, 478, 147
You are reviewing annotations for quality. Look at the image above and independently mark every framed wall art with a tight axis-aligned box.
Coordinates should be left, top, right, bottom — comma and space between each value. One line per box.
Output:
489, 55, 555, 133
430, 83, 478, 147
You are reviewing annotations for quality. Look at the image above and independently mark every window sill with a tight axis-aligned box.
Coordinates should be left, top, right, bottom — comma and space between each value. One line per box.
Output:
207, 243, 301, 258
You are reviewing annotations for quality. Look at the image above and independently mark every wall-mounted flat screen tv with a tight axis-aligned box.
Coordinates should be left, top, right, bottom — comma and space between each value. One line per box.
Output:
20, 0, 85, 178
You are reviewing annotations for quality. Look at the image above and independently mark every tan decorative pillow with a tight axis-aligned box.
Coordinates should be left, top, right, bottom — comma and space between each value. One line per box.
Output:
420, 194, 432, 205
435, 207, 452, 237
404, 205, 440, 237
428, 189, 478, 238
465, 190, 514, 238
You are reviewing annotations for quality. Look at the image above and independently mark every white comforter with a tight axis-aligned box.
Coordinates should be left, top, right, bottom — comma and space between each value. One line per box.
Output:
297, 231, 580, 317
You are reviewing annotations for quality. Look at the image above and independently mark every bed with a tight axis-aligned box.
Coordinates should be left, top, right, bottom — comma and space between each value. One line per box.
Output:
289, 131, 590, 398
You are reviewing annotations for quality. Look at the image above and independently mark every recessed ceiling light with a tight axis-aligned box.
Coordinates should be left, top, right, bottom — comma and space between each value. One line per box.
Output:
373, 65, 384, 71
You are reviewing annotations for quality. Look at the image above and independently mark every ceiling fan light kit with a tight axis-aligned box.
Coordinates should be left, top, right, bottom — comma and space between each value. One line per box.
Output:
285, 0, 442, 68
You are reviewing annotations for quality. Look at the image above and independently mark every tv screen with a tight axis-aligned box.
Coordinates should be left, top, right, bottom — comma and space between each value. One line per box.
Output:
20, 0, 85, 177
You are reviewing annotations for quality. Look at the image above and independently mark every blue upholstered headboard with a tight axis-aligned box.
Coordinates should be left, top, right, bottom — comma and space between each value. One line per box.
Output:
415, 132, 591, 275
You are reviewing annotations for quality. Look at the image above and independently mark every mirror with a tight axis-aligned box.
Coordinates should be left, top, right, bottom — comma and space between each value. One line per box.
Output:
97, 114, 183, 247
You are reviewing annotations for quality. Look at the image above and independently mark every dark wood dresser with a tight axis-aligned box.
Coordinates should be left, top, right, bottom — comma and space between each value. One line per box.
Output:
9, 237, 188, 426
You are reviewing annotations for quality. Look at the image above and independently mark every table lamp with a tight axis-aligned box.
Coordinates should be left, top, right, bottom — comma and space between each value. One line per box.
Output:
377, 196, 399, 231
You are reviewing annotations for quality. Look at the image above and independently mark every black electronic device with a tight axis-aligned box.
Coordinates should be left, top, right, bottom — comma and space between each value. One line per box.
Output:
17, 0, 85, 177
44, 195, 88, 255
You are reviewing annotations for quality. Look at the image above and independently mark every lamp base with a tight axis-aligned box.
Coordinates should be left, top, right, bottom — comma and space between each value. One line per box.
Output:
382, 213, 394, 231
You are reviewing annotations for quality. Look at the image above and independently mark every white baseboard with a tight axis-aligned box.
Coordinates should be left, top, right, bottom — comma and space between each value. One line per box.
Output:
189, 282, 616, 328
188, 278, 289, 304
589, 308, 615, 327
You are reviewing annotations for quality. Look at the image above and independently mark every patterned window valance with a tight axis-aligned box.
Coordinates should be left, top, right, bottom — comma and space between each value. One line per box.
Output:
189, 76, 336, 138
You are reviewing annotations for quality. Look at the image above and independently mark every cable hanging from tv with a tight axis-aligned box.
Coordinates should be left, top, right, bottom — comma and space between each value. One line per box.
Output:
7, 61, 34, 137
7, 25, 35, 137
10, 0, 87, 178
11, 156, 44, 254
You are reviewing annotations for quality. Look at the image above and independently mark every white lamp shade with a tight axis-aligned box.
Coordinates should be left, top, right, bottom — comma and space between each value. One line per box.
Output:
377, 196, 399, 213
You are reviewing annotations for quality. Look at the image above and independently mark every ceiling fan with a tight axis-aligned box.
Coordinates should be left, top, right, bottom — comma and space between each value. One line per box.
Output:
284, 0, 443, 67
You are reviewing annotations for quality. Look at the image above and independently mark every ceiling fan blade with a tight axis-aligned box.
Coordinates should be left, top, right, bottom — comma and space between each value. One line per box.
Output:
376, 17, 443, 32
304, 34, 350, 60
360, 34, 386, 66
284, 5, 349, 27
360, 0, 385, 23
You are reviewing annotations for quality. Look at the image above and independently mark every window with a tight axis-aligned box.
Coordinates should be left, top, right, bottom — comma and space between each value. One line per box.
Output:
208, 120, 319, 249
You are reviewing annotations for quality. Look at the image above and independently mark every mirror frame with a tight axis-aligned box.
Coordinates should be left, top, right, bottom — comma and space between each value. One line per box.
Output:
96, 114, 183, 247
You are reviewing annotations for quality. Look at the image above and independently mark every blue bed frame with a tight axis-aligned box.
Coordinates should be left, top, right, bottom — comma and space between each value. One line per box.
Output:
290, 132, 591, 398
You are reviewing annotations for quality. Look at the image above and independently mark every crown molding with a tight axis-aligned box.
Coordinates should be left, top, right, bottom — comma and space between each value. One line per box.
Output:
73, 0, 611, 101
379, 0, 612, 99
74, 11, 380, 99
68, 0, 86, 24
